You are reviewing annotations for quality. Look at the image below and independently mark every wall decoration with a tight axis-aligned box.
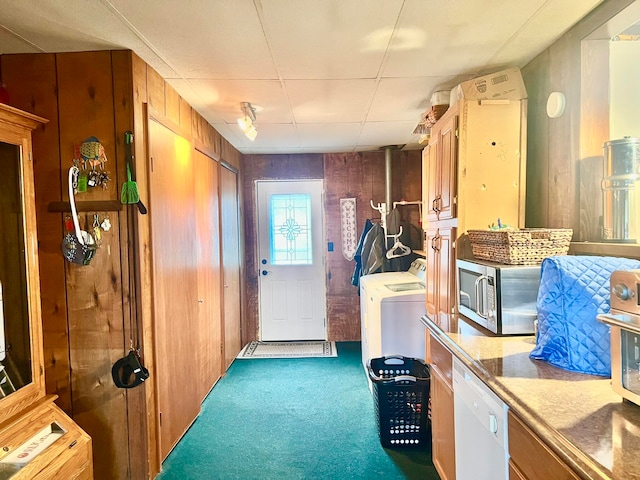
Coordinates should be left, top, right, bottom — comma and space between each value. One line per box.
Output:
340, 198, 357, 261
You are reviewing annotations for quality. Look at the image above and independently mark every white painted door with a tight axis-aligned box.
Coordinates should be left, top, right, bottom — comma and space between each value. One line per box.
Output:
257, 180, 326, 341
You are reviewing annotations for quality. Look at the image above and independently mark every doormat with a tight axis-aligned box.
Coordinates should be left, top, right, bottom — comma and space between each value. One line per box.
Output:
237, 341, 337, 359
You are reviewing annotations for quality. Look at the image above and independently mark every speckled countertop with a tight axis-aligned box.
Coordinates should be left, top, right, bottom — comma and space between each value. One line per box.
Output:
422, 315, 640, 480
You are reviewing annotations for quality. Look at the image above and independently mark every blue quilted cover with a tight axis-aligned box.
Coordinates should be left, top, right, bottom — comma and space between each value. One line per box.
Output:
530, 255, 640, 377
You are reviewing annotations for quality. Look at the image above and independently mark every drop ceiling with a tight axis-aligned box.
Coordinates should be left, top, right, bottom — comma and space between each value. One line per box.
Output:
0, 0, 605, 154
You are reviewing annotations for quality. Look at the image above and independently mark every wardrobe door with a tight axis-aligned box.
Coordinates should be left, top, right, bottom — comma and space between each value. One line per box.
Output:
221, 164, 242, 369
194, 148, 222, 398
148, 118, 200, 460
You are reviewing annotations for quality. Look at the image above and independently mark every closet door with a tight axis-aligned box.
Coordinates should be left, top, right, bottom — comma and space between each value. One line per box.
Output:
221, 164, 242, 369
194, 149, 222, 398
148, 118, 200, 461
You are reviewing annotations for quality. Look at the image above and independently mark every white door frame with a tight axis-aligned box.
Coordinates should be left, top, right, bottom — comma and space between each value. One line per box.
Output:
256, 179, 327, 341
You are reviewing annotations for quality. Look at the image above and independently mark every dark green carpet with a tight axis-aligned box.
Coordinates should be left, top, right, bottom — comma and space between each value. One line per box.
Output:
156, 342, 440, 479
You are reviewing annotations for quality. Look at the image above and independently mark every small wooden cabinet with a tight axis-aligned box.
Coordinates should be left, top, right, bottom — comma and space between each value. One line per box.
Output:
508, 411, 579, 480
428, 332, 456, 480
0, 104, 92, 479
425, 226, 456, 331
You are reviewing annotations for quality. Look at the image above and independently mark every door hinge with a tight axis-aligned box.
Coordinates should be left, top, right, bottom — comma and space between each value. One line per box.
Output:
453, 195, 457, 205
159, 412, 162, 427
150, 156, 154, 173
40, 365, 44, 376
452, 240, 456, 249
29, 151, 33, 161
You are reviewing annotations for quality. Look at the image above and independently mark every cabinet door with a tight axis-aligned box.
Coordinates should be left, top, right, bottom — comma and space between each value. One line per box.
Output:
424, 227, 439, 321
438, 114, 458, 221
508, 411, 580, 480
425, 138, 440, 222
431, 367, 456, 480
436, 226, 455, 331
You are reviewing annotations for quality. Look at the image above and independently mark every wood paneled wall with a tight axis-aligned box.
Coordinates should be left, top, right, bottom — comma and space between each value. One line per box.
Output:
241, 150, 422, 342
1, 49, 243, 480
522, 0, 636, 239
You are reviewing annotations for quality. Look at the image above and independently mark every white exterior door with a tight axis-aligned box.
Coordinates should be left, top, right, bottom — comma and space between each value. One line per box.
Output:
257, 180, 326, 341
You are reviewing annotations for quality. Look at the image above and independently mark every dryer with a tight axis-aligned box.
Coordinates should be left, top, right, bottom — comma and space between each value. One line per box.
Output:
360, 259, 427, 386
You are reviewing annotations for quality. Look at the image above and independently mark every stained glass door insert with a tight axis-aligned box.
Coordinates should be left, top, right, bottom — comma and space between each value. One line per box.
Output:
270, 194, 313, 265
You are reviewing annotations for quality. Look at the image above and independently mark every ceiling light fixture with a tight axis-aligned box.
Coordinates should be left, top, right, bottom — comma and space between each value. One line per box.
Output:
238, 101, 258, 141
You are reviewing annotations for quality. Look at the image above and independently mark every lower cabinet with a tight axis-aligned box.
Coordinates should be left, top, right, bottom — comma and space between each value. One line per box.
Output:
428, 332, 456, 480
508, 411, 580, 480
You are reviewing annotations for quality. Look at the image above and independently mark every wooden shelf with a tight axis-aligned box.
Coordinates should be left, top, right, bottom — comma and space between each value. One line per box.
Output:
569, 241, 640, 259
47, 200, 123, 212
414, 249, 426, 257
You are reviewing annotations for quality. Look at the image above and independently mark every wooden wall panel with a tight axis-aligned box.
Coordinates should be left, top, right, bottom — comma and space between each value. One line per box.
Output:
146, 67, 165, 117
55, 51, 129, 480
130, 52, 160, 479
164, 82, 181, 127
0, 54, 70, 411
111, 49, 149, 480
221, 137, 240, 169
179, 97, 192, 136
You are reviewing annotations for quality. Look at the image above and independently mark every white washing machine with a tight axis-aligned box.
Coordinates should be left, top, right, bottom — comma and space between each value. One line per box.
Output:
360, 258, 427, 387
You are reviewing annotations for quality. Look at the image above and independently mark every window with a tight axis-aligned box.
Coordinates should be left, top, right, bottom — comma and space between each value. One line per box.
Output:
269, 194, 313, 265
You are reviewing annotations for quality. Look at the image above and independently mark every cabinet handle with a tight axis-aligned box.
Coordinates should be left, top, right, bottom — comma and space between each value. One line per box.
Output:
432, 196, 440, 214
431, 234, 440, 252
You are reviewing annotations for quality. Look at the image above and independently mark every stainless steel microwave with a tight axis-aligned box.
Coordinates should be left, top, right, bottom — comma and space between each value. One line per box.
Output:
456, 259, 541, 335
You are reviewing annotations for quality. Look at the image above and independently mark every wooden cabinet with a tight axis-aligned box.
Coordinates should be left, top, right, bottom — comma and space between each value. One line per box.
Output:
428, 332, 455, 480
0, 104, 92, 478
508, 411, 579, 480
425, 226, 456, 331
425, 113, 457, 223
422, 98, 527, 322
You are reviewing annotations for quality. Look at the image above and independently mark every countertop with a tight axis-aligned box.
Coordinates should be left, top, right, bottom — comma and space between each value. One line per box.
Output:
422, 315, 640, 480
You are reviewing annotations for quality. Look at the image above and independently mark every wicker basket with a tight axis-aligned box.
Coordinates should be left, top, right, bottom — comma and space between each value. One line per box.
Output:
467, 228, 573, 265
423, 104, 449, 128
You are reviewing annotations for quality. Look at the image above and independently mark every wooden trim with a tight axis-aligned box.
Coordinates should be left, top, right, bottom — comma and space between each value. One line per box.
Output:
195, 138, 221, 161
147, 106, 192, 141
47, 200, 123, 212
221, 160, 238, 174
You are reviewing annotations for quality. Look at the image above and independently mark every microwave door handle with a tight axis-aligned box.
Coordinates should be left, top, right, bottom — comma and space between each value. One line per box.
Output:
474, 275, 489, 319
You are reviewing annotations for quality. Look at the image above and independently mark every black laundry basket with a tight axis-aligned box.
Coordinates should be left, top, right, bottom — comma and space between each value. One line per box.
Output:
367, 355, 431, 448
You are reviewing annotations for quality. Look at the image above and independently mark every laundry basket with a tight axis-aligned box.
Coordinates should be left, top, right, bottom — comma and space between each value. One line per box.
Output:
367, 355, 431, 447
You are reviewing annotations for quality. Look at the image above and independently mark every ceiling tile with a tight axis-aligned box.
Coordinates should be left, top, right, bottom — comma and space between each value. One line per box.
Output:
358, 120, 419, 148
109, 0, 278, 79
296, 123, 362, 149
286, 79, 377, 123
260, 0, 404, 79
368, 77, 451, 122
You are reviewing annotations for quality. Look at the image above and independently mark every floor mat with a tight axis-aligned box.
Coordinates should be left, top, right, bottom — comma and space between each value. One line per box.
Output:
237, 341, 337, 359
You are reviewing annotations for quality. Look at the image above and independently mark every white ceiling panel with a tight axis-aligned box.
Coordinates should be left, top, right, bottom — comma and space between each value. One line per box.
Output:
0, 0, 608, 153
261, 0, 404, 79
109, 0, 278, 80
286, 79, 377, 123
359, 120, 418, 147
296, 123, 363, 149
367, 77, 449, 122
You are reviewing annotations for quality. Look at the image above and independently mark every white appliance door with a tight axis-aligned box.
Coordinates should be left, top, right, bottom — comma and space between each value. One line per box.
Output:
453, 358, 508, 480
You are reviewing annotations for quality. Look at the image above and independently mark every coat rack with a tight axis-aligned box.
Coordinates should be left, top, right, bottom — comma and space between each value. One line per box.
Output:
369, 200, 404, 246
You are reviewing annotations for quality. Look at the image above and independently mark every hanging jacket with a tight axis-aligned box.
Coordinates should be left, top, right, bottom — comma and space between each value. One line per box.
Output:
351, 219, 373, 287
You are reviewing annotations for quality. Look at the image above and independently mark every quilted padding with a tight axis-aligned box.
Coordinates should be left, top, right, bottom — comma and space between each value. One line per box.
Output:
530, 255, 640, 377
